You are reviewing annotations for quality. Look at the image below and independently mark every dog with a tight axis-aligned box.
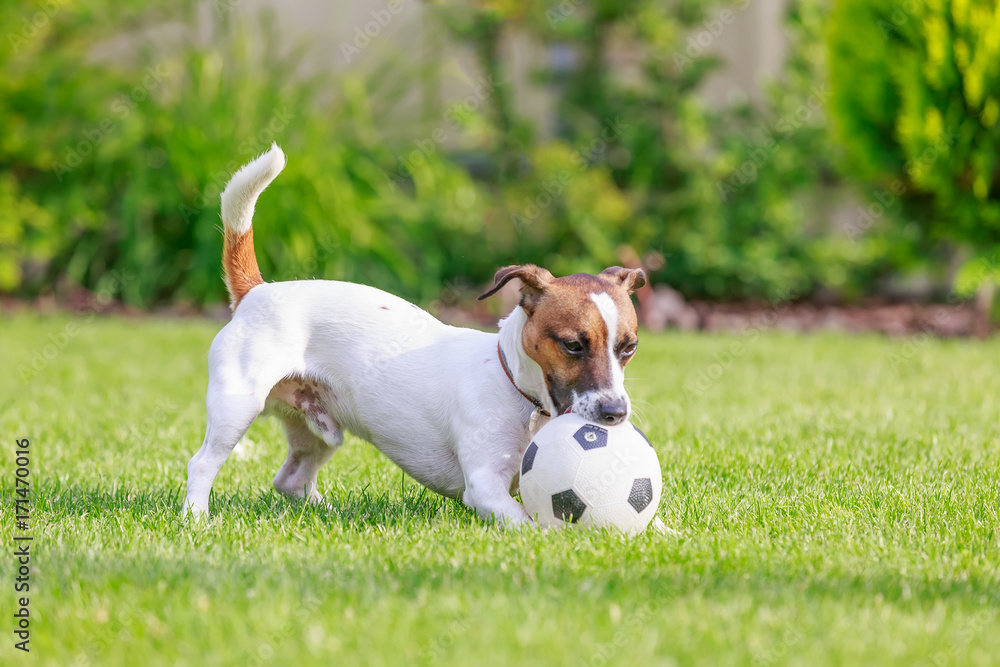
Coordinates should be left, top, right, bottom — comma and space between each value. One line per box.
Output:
183, 143, 646, 526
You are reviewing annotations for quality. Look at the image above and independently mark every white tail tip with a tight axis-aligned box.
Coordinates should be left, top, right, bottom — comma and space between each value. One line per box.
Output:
220, 143, 287, 235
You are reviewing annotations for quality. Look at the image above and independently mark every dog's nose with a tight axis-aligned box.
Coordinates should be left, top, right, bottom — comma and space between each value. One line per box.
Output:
597, 399, 628, 425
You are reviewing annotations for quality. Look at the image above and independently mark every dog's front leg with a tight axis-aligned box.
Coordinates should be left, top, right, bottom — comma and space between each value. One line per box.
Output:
462, 467, 532, 527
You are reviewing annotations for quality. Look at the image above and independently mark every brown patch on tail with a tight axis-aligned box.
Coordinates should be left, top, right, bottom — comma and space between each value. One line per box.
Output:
222, 227, 264, 309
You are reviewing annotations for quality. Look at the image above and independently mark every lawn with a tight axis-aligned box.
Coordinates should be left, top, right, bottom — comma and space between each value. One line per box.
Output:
1, 312, 999, 666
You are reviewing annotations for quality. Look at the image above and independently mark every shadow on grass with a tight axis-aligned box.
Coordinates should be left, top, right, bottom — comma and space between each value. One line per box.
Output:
36, 534, 1000, 614
20, 486, 1000, 611
23, 480, 475, 529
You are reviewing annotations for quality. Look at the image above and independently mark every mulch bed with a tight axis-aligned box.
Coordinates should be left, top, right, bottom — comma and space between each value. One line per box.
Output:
1, 288, 991, 338
684, 300, 978, 337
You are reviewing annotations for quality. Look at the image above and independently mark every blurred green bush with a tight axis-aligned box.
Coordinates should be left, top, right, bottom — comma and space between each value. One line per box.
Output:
0, 0, 934, 308
1, 2, 502, 305
526, 0, 878, 300
829, 0, 1000, 281
439, 0, 908, 301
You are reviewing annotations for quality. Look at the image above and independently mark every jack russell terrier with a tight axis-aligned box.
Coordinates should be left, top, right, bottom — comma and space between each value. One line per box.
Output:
184, 144, 647, 527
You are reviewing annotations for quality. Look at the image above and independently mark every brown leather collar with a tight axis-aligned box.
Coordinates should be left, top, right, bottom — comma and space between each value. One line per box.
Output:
497, 342, 550, 417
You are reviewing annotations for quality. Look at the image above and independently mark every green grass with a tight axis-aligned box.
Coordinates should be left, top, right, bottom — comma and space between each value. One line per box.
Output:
2, 312, 999, 666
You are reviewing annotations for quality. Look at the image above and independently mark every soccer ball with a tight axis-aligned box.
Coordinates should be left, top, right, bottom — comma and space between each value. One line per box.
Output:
518, 413, 663, 535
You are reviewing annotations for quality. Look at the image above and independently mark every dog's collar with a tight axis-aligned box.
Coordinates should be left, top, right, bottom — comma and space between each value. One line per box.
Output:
497, 342, 551, 417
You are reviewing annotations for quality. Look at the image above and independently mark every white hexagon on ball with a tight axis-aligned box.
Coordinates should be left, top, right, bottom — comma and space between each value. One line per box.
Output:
518, 413, 663, 535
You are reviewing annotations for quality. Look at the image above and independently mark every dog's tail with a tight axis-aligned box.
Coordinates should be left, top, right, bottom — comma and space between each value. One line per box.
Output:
219, 143, 286, 309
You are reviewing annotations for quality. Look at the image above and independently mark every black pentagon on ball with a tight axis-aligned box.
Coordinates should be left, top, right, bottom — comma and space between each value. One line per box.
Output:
628, 478, 653, 513
521, 442, 539, 475
551, 489, 588, 523
573, 424, 608, 451
633, 425, 652, 447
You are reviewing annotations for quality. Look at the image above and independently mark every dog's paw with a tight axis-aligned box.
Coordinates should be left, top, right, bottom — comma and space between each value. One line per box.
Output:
309, 495, 335, 512
509, 515, 538, 531
181, 504, 211, 524
483, 507, 536, 531
650, 516, 680, 537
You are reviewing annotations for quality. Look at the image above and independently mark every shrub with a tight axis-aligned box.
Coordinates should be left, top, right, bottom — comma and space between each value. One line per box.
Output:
0, 0, 929, 308
1, 3, 501, 305
829, 0, 1000, 256
471, 0, 896, 300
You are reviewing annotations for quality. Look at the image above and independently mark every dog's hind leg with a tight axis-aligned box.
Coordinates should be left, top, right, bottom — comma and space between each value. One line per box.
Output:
184, 322, 290, 520
184, 388, 264, 519
273, 415, 342, 502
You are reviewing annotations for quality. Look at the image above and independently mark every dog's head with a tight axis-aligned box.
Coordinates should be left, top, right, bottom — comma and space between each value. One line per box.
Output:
479, 264, 645, 425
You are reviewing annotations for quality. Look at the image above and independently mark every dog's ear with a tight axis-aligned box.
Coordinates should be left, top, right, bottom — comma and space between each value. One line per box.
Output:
600, 266, 646, 295
478, 264, 555, 313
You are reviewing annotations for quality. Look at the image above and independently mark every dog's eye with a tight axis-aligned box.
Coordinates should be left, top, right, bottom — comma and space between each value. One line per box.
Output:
620, 342, 637, 358
561, 340, 584, 355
